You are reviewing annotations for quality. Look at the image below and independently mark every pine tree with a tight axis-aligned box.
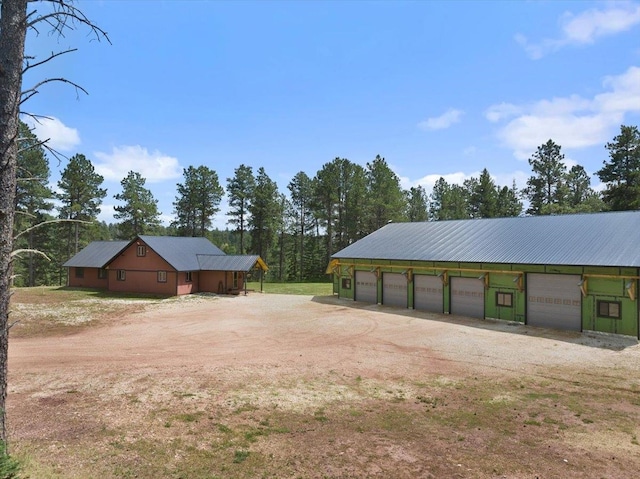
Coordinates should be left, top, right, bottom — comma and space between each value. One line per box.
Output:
429, 178, 469, 221
288, 171, 315, 281
248, 167, 280, 269
227, 164, 255, 254
524, 140, 567, 215
597, 125, 640, 211
466, 168, 498, 218
113, 171, 161, 238
406, 185, 429, 221
57, 154, 107, 256
173, 165, 223, 236
496, 181, 523, 217
365, 155, 407, 232
14, 121, 55, 286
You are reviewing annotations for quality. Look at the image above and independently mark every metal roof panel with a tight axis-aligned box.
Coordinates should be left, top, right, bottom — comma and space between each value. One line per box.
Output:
62, 241, 129, 268
138, 236, 225, 271
332, 211, 640, 267
197, 255, 263, 272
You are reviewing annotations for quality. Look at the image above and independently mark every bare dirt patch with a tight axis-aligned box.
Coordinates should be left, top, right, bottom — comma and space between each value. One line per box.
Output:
8, 292, 640, 478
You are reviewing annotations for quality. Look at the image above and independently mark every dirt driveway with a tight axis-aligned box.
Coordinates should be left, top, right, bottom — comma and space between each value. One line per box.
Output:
8, 293, 640, 478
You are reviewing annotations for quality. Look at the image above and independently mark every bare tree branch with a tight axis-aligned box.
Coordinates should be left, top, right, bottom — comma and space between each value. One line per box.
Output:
14, 211, 37, 220
21, 77, 88, 105
10, 248, 51, 262
17, 137, 49, 154
17, 112, 53, 123
14, 218, 91, 241
27, 1, 111, 45
22, 47, 77, 73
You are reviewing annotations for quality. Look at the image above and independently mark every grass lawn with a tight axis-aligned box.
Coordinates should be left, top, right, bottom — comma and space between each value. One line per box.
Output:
246, 282, 333, 296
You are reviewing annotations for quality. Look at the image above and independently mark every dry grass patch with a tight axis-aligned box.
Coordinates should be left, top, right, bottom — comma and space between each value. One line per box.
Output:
7, 289, 640, 478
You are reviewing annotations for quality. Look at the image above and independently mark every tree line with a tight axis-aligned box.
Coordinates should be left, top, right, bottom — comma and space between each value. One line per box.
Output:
13, 123, 640, 286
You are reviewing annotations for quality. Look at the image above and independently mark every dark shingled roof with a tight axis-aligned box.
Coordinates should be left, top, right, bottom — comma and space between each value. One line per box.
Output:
63, 241, 129, 268
331, 211, 640, 267
139, 235, 225, 271
197, 255, 267, 272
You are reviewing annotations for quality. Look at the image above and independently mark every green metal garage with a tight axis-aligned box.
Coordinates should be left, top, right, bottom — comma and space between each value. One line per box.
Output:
327, 211, 640, 338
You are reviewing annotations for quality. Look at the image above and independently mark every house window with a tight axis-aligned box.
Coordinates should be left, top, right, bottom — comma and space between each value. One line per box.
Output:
97, 268, 107, 279
496, 292, 513, 307
185, 272, 192, 282
75, 267, 84, 279
233, 271, 239, 289
157, 271, 167, 283
597, 300, 621, 319
117, 269, 126, 281
137, 245, 146, 257
342, 278, 352, 290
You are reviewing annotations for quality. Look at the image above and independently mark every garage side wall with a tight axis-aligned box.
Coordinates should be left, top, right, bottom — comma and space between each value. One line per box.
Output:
332, 259, 639, 338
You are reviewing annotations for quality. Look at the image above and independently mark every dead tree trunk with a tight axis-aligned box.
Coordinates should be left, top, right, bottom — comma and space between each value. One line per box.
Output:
0, 0, 29, 444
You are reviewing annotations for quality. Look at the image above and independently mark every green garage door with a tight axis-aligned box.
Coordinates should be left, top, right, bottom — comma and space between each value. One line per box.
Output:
527, 273, 581, 331
414, 274, 443, 313
355, 271, 378, 304
451, 277, 485, 319
382, 273, 408, 308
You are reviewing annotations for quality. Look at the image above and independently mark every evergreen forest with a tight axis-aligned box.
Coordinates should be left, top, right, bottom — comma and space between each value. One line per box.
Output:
14, 122, 640, 286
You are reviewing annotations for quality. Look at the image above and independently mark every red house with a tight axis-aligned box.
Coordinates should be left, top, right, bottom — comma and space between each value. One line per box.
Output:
63, 235, 268, 296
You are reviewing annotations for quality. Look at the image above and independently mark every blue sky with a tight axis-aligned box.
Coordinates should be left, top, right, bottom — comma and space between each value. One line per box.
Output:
21, 0, 640, 229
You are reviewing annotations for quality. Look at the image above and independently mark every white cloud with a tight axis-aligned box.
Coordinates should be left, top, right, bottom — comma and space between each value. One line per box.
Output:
418, 108, 464, 131
516, 3, 640, 59
487, 66, 640, 159
97, 203, 116, 224
94, 145, 182, 183
399, 165, 530, 201
24, 116, 80, 152
485, 103, 522, 123
561, 3, 640, 44
411, 171, 476, 192
462, 146, 477, 156
491, 170, 529, 191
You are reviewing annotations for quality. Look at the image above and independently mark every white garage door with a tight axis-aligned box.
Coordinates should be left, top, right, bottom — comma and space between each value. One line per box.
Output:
382, 273, 407, 308
355, 271, 378, 304
414, 274, 443, 313
527, 273, 581, 331
451, 277, 485, 319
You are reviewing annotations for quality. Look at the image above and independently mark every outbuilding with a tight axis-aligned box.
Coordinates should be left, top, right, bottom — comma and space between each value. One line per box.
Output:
327, 211, 640, 338
64, 235, 268, 296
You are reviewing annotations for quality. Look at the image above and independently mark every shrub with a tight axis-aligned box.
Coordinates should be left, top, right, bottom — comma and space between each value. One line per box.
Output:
0, 442, 20, 479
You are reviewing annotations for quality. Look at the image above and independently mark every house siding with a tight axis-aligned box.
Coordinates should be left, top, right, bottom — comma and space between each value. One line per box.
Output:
199, 271, 246, 294
200, 271, 227, 293
67, 267, 109, 289
108, 241, 178, 295
177, 271, 199, 296
107, 269, 176, 296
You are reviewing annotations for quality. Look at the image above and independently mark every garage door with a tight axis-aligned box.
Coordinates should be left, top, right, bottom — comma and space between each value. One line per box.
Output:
355, 271, 378, 304
414, 274, 443, 313
527, 273, 581, 331
382, 273, 407, 308
451, 277, 485, 319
